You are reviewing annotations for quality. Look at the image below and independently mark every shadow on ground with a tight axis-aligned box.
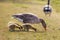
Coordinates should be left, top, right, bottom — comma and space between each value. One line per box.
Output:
9, 30, 45, 33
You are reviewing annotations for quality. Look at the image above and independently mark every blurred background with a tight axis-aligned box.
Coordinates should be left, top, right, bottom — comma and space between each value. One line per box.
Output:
0, 0, 60, 40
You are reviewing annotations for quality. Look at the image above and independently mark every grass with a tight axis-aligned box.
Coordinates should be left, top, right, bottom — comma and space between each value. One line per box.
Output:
0, 0, 60, 40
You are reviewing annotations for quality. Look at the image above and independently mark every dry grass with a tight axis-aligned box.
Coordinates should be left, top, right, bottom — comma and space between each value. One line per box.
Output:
0, 1, 60, 40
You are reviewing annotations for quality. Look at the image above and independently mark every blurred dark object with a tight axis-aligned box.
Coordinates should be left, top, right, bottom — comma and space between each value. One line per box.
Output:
43, 0, 52, 16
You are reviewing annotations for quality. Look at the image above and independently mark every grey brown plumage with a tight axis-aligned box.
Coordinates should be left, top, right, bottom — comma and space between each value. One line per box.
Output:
12, 13, 47, 31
